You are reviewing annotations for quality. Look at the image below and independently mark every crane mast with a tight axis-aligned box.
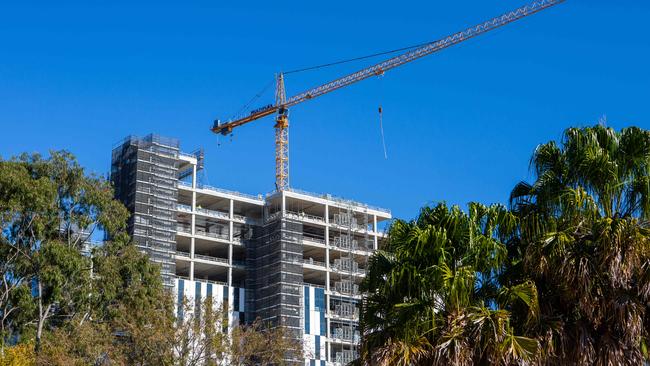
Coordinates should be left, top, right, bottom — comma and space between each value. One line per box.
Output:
212, 0, 565, 190
274, 74, 289, 190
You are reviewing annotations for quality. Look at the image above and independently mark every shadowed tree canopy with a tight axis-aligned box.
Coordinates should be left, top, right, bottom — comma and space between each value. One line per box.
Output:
510, 125, 650, 365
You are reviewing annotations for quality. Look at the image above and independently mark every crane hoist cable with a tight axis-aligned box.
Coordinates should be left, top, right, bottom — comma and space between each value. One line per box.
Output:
378, 73, 388, 160
379, 105, 387, 160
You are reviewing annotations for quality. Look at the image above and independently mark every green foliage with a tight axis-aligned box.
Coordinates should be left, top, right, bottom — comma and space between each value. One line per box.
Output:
360, 125, 650, 365
359, 202, 538, 366
0, 151, 173, 364
33, 239, 176, 365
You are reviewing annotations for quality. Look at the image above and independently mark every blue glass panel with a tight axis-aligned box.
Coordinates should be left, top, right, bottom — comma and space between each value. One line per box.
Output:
304, 286, 310, 333
177, 279, 184, 319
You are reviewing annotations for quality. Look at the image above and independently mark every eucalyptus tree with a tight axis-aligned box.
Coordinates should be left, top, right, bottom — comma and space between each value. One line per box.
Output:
510, 126, 650, 365
358, 202, 539, 366
0, 151, 127, 352
0, 151, 175, 363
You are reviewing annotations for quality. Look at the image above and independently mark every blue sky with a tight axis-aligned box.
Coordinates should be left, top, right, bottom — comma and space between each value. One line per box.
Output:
1, 1, 649, 221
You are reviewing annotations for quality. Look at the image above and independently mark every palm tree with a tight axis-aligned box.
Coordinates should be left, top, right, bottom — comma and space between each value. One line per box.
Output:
510, 125, 650, 365
358, 202, 539, 366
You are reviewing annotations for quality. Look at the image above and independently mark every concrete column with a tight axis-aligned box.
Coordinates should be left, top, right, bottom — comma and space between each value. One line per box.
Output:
324, 204, 331, 342
190, 187, 196, 281
326, 342, 331, 363
228, 199, 234, 286
373, 215, 378, 250
373, 214, 377, 233
228, 242, 234, 287
189, 253, 195, 281
325, 204, 330, 225
191, 163, 197, 189
325, 204, 330, 289
281, 192, 286, 214
326, 293, 331, 339
229, 199, 234, 242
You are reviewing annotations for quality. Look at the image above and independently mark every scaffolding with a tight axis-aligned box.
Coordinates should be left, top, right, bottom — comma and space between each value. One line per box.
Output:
110, 134, 181, 287
330, 205, 370, 364
246, 211, 304, 336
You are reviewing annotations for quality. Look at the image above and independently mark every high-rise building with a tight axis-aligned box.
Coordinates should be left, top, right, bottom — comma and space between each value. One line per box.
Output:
110, 134, 391, 365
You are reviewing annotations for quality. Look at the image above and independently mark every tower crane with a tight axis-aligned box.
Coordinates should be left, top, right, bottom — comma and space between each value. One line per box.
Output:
212, 0, 565, 190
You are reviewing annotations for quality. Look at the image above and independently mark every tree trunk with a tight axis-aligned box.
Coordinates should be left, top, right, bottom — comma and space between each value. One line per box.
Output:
35, 279, 50, 353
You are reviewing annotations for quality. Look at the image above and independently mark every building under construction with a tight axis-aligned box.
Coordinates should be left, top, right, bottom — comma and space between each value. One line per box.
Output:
110, 134, 391, 365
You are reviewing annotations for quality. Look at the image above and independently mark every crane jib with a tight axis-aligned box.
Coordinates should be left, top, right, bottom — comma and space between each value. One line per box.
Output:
213, 106, 279, 135
214, 0, 564, 132
285, 0, 564, 106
